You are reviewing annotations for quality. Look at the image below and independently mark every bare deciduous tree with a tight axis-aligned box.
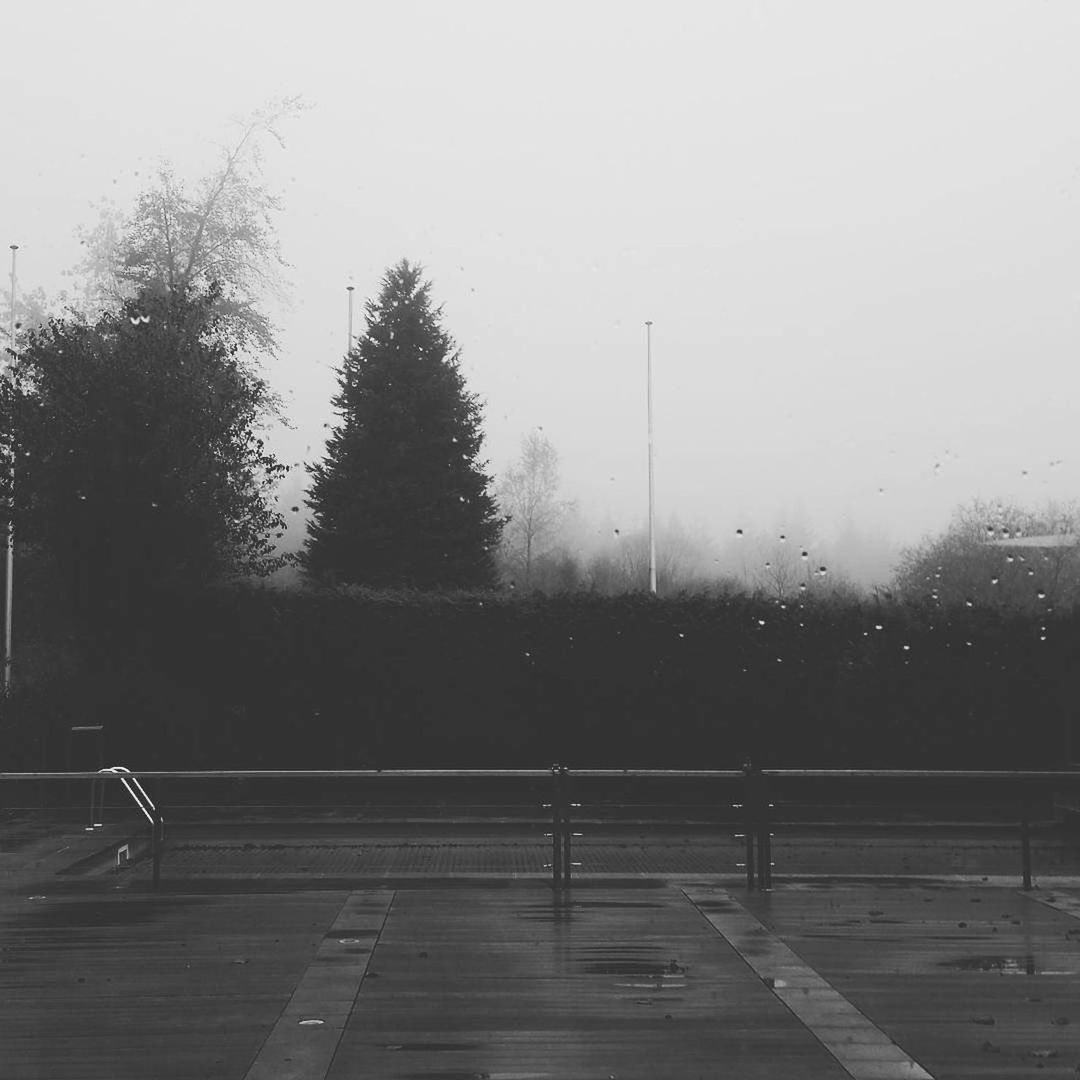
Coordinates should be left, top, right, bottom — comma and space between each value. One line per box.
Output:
70, 97, 306, 358
496, 431, 571, 589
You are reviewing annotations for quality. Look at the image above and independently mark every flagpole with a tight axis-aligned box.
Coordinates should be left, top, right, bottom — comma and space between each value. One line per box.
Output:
646, 320, 656, 595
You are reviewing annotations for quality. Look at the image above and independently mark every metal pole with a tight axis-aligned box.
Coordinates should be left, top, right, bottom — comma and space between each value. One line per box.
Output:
4, 245, 17, 693
561, 765, 572, 887
1021, 808, 1032, 890
551, 764, 562, 890
645, 320, 656, 595
347, 285, 355, 354
152, 809, 162, 889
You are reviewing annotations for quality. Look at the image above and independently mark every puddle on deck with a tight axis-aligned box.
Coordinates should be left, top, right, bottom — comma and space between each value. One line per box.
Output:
938, 954, 1041, 974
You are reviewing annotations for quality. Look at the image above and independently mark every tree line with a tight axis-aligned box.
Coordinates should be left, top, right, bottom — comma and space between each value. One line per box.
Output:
2, 99, 1079, 716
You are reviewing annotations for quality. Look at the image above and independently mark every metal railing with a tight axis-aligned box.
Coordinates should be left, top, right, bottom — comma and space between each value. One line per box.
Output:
2, 765, 1077, 891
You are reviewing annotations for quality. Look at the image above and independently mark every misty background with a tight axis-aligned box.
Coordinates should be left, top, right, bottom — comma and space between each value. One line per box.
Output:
4, 0, 1080, 590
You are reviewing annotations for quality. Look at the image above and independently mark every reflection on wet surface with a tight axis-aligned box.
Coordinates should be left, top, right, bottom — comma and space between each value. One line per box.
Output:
939, 954, 1040, 974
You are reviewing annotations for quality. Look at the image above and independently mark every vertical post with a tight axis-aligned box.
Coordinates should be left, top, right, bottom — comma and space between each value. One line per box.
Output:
759, 773, 773, 890
561, 765, 572, 887
742, 761, 755, 890
152, 809, 162, 890
1021, 806, 1032, 891
4, 244, 18, 693
551, 764, 563, 890
347, 285, 355, 354
645, 320, 656, 595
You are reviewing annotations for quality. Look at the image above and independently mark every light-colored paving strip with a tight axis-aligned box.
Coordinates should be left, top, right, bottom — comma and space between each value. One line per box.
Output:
1024, 886, 1080, 921
682, 887, 934, 1080
243, 890, 394, 1080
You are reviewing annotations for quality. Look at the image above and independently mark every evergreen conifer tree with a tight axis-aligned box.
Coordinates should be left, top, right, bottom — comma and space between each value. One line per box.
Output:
303, 260, 502, 588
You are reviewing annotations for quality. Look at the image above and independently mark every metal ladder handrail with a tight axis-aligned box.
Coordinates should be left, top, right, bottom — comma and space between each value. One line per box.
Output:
99, 765, 164, 837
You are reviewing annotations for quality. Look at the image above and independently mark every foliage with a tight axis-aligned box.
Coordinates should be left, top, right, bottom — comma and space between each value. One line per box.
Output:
69, 97, 304, 357
893, 497, 1080, 614
6, 582, 1069, 771
0, 285, 289, 641
303, 260, 502, 589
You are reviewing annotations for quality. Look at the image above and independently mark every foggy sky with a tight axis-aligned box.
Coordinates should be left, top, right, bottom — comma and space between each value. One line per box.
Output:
4, 1, 1080, 583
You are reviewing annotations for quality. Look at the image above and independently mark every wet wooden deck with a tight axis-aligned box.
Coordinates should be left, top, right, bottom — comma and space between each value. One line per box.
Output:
4, 819, 1080, 1078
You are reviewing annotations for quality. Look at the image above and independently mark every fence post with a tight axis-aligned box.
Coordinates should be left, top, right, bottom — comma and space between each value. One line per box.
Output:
151, 809, 162, 890
550, 764, 563, 891
741, 760, 756, 890
561, 765, 572, 887
1021, 804, 1032, 891
759, 771, 772, 890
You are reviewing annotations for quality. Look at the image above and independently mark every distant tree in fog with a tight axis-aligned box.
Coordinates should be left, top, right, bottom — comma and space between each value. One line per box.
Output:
70, 97, 304, 357
583, 520, 716, 596
893, 497, 1080, 612
496, 431, 571, 589
303, 261, 502, 589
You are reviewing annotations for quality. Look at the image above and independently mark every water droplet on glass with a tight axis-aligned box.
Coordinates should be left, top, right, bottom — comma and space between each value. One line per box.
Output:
779, 534, 786, 542
990, 577, 999, 585
800, 550, 809, 560
874, 624, 884, 631
1037, 590, 1046, 599
902, 644, 911, 651
735, 528, 743, 537
965, 599, 973, 607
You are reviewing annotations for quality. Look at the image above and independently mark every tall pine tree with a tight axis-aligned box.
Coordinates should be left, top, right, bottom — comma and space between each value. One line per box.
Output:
303, 261, 502, 589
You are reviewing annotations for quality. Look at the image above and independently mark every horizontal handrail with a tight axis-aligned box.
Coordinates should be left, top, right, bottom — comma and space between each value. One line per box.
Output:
99, 766, 160, 829
1, 768, 1078, 781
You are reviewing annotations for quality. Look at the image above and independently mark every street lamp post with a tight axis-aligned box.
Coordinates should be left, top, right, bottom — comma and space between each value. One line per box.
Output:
346, 285, 355, 354
646, 320, 656, 595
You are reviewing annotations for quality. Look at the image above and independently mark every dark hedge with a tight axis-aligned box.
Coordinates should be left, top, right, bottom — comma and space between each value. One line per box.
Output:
4, 586, 1078, 770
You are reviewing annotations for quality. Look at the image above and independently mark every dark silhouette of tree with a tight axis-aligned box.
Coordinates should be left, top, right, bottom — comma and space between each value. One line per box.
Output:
303, 260, 502, 589
0, 284, 288, 639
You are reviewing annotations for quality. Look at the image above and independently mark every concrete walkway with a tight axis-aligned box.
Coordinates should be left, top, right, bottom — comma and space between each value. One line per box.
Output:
5, 816, 1080, 1078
